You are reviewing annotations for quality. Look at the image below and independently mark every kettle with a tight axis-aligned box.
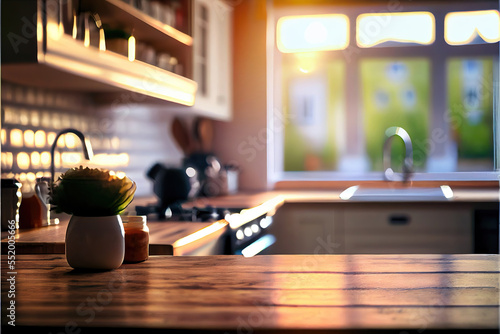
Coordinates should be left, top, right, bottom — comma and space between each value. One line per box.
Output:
144, 163, 200, 218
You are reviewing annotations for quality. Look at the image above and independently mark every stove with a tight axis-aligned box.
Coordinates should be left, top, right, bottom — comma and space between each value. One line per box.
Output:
136, 202, 232, 222
135, 202, 275, 255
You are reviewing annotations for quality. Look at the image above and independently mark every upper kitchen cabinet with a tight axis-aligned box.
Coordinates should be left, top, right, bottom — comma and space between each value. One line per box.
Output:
189, 0, 233, 120
1, 0, 197, 106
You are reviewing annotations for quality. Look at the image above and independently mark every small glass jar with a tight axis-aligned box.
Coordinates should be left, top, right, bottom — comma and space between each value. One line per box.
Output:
122, 215, 149, 263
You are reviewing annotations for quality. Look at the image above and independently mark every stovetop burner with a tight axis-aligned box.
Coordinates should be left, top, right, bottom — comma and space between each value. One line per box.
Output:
135, 202, 235, 222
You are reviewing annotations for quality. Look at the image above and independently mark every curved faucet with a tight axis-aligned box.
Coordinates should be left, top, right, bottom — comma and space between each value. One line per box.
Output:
383, 126, 413, 183
50, 128, 93, 189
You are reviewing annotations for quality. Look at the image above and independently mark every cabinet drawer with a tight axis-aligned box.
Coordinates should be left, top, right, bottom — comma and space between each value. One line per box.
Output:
344, 208, 472, 254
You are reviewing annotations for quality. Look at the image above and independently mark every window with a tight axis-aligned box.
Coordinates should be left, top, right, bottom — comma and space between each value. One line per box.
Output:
283, 58, 345, 171
447, 58, 495, 170
277, 14, 350, 53
271, 3, 499, 180
361, 59, 430, 171
445, 10, 500, 45
357, 12, 435, 48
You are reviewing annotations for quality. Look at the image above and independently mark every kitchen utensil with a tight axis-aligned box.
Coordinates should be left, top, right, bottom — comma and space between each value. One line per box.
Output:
225, 164, 239, 194
35, 177, 51, 226
171, 117, 192, 155
187, 118, 226, 197
193, 117, 214, 153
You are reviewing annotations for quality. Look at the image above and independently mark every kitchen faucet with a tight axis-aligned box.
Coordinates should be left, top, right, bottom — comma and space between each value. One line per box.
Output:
383, 126, 413, 183
50, 128, 93, 190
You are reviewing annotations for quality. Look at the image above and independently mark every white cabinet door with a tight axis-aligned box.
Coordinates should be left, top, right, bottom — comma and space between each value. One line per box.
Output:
343, 207, 473, 254
192, 0, 232, 120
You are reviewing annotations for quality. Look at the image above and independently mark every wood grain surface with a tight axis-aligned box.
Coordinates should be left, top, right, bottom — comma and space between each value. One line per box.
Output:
1, 254, 498, 333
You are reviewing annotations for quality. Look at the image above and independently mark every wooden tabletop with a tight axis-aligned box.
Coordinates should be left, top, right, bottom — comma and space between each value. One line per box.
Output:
2, 254, 499, 333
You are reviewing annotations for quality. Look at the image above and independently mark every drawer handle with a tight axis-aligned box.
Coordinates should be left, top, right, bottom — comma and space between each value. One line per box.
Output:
389, 215, 410, 225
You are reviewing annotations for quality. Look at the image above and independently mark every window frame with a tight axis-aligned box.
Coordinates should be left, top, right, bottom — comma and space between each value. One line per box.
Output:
268, 2, 500, 184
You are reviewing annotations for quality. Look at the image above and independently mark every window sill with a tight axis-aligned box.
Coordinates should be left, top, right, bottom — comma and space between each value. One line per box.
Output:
272, 171, 499, 190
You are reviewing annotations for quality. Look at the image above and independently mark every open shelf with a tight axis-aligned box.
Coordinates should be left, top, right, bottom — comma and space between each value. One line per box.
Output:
3, 32, 197, 106
84, 0, 192, 45
1, 0, 196, 107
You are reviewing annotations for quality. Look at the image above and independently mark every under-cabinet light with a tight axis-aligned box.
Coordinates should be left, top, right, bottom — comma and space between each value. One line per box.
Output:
89, 153, 129, 168
65, 133, 76, 149
128, 36, 136, 62
10, 129, 23, 147
100, 29, 106, 51
30, 152, 41, 168
24, 130, 35, 148
26, 172, 36, 182
17, 152, 30, 170
2, 152, 13, 170
47, 132, 57, 147
44, 41, 197, 106
34, 130, 46, 148
40, 152, 51, 168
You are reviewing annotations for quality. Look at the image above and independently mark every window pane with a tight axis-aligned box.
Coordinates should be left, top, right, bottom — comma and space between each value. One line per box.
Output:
277, 14, 349, 53
357, 12, 435, 48
445, 10, 500, 46
360, 59, 430, 171
447, 58, 494, 170
283, 58, 345, 171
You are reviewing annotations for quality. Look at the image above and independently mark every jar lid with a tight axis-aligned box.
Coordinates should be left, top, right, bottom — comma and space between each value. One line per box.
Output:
121, 215, 147, 225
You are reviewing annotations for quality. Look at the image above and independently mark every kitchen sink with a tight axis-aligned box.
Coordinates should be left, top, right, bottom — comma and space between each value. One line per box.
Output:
339, 185, 454, 201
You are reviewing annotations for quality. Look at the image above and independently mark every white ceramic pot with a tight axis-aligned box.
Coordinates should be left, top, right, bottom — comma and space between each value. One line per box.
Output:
65, 215, 125, 270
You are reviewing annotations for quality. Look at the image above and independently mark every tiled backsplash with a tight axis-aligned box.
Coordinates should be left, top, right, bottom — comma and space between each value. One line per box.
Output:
1, 83, 184, 197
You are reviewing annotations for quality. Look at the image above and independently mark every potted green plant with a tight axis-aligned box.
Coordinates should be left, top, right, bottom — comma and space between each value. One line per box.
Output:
51, 166, 136, 270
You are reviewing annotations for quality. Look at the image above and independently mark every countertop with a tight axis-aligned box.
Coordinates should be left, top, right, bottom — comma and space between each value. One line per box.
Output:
188, 182, 499, 209
1, 218, 227, 256
2, 254, 498, 332
3, 182, 498, 256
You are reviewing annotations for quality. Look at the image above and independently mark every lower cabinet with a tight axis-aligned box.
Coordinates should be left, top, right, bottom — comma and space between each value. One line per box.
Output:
266, 202, 489, 254
343, 206, 473, 253
264, 203, 342, 254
